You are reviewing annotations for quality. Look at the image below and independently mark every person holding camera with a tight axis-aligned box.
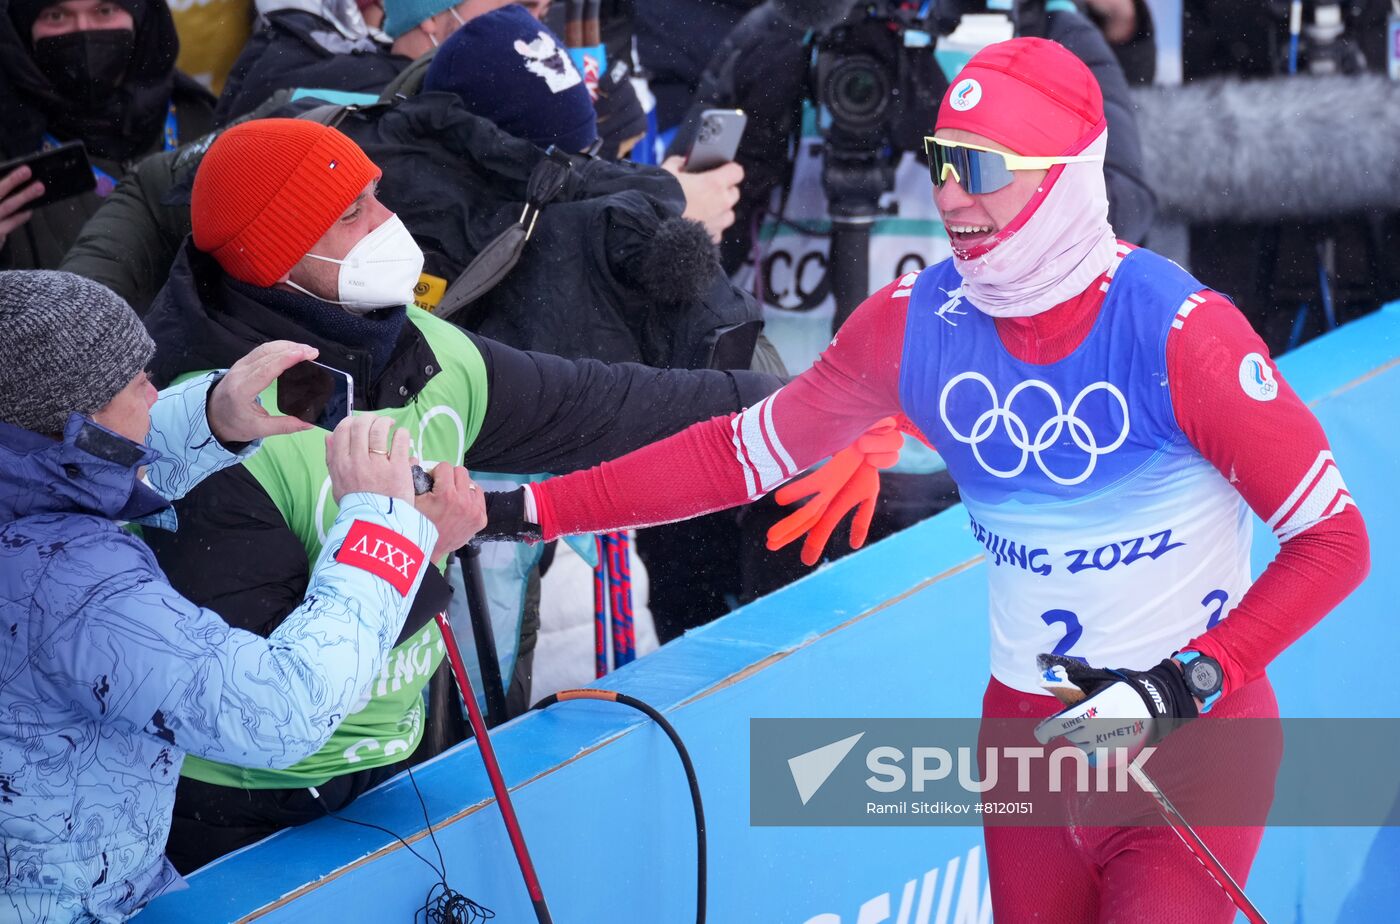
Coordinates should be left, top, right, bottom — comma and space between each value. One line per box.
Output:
0, 270, 480, 923
671, 0, 1156, 279
486, 37, 1369, 921
134, 116, 783, 870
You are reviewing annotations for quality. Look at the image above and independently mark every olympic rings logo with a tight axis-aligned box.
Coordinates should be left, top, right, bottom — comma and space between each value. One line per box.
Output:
938, 372, 1131, 485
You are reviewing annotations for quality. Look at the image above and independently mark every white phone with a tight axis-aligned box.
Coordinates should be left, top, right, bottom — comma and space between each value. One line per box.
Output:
685, 108, 748, 173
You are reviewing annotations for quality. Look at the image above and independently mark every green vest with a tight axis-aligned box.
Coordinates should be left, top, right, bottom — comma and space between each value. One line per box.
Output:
181, 309, 489, 788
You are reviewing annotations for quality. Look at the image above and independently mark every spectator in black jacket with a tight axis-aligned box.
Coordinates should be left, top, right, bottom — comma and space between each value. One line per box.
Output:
0, 0, 214, 269
212, 0, 408, 125
138, 117, 782, 871
214, 0, 514, 124
422, 3, 744, 245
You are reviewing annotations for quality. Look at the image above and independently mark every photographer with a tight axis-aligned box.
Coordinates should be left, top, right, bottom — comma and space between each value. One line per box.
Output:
676, 0, 1156, 281
0, 270, 468, 922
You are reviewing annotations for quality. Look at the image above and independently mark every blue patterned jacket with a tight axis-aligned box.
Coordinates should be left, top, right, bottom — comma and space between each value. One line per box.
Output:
0, 374, 436, 923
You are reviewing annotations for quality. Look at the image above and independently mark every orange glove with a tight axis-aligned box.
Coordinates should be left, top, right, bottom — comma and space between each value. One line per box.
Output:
766, 417, 906, 566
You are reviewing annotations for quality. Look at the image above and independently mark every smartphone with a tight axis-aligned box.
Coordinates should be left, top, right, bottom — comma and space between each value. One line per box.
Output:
276, 359, 436, 494
276, 360, 353, 431
0, 141, 96, 210
707, 319, 762, 370
685, 109, 747, 173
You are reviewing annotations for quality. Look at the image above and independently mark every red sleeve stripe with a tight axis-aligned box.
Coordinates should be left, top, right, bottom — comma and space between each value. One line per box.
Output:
334, 520, 424, 597
1267, 450, 1356, 541
730, 393, 796, 499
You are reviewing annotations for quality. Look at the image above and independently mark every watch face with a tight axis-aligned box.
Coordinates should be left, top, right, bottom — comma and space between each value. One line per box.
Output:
1187, 658, 1222, 696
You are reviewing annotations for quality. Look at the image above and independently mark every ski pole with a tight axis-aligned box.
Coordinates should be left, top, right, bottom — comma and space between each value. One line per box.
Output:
435, 611, 554, 924
1047, 686, 1269, 923
459, 544, 508, 727
607, 532, 636, 667
593, 536, 609, 678
1127, 763, 1269, 924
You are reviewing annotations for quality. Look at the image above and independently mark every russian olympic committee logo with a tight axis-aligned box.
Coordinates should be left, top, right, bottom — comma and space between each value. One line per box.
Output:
938, 373, 1131, 485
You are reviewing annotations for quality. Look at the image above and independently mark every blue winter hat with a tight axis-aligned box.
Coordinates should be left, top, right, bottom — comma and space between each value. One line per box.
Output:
423, 5, 598, 153
382, 0, 457, 40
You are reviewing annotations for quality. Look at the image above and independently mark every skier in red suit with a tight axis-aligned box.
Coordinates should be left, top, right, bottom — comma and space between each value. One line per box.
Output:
488, 38, 1369, 921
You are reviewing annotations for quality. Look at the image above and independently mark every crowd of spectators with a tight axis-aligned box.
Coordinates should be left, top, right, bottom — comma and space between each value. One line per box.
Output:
0, 0, 1393, 920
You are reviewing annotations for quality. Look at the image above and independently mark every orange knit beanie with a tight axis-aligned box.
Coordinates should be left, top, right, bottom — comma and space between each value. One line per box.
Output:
191, 119, 382, 287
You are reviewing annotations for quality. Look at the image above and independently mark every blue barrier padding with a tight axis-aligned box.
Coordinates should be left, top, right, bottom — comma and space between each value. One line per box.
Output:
139, 306, 1400, 923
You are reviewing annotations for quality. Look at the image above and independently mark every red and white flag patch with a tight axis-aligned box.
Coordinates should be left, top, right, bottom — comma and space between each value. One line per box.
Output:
335, 520, 424, 597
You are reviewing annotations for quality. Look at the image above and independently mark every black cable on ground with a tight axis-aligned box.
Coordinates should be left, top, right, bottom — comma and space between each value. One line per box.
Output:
312, 766, 495, 923
533, 689, 706, 924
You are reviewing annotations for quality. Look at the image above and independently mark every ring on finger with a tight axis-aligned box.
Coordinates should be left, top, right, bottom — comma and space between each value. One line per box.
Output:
369, 448, 389, 455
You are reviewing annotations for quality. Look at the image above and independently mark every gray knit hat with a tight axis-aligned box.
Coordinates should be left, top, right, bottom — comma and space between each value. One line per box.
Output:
0, 271, 156, 435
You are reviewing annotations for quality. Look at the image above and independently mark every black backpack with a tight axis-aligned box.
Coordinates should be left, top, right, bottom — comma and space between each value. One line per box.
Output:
304, 91, 763, 370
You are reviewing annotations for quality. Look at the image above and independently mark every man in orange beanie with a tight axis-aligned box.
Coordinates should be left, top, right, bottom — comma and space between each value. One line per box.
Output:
138, 117, 785, 871
478, 37, 1369, 921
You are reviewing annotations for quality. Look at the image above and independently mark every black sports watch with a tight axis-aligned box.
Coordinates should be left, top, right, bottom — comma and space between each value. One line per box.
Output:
1176, 651, 1223, 712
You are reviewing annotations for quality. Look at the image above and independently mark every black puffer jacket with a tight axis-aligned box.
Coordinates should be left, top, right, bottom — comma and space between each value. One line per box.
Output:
0, 0, 214, 270
674, 3, 1159, 273
214, 8, 409, 125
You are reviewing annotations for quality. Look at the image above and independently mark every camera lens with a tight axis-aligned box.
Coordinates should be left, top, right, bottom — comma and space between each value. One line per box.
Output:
825, 55, 891, 130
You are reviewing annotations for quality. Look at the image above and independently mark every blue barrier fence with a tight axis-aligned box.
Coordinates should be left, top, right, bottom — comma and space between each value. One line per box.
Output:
140, 305, 1400, 923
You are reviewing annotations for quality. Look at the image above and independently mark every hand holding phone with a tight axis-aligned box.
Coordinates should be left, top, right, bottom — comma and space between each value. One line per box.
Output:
0, 165, 44, 247
662, 155, 744, 243
276, 358, 353, 432
210, 341, 320, 445
0, 141, 96, 211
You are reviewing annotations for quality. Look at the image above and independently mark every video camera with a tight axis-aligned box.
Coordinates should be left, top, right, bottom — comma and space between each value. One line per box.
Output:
785, 0, 1019, 325
809, 1, 945, 218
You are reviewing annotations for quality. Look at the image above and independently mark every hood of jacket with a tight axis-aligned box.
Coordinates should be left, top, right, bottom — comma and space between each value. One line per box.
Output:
0, 412, 168, 525
0, 0, 184, 161
145, 239, 438, 411
257, 0, 378, 44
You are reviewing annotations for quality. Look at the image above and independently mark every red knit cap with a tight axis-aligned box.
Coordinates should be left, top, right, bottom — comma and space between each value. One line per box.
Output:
191, 119, 382, 287
936, 37, 1105, 157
